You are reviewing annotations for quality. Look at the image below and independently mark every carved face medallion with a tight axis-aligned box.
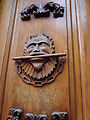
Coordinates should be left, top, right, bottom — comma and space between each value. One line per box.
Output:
24, 34, 52, 71
16, 34, 65, 86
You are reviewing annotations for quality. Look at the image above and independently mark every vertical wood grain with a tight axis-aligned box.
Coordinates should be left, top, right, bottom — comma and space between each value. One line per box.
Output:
75, 1, 87, 119
0, 0, 13, 115
0, 0, 90, 119
75, 0, 90, 120
66, 0, 76, 120
70, 0, 83, 120
0, 0, 18, 116
1, 0, 70, 119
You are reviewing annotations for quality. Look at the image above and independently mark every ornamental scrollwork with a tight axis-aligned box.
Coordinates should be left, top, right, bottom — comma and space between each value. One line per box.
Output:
52, 112, 68, 120
20, 2, 64, 20
7, 108, 23, 120
7, 108, 67, 120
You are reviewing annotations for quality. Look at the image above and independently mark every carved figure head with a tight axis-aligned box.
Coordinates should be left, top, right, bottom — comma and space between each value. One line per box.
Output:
24, 34, 55, 72
16, 34, 65, 86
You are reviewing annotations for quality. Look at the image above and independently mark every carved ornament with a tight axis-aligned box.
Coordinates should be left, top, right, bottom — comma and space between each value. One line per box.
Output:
7, 108, 67, 120
13, 34, 66, 87
21, 2, 64, 20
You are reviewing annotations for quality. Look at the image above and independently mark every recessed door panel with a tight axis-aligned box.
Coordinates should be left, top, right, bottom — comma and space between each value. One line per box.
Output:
1, 0, 72, 119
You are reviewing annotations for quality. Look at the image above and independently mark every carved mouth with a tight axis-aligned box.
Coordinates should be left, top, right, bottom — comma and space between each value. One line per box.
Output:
29, 52, 47, 56
29, 52, 48, 61
30, 58, 45, 62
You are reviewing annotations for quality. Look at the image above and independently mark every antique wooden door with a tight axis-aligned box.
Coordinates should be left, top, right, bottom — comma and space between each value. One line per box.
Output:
0, 0, 89, 120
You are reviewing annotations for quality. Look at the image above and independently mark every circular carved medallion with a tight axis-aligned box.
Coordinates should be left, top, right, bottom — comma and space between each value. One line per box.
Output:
16, 34, 65, 86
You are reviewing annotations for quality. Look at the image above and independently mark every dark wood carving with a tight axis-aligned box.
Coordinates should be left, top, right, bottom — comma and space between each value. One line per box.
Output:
52, 112, 67, 120
7, 108, 23, 120
13, 34, 66, 87
25, 113, 48, 120
20, 2, 64, 20
25, 113, 35, 120
7, 108, 67, 120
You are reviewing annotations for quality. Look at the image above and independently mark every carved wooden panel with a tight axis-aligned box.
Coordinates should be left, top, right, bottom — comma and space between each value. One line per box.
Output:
2, 0, 89, 119
1, 0, 71, 119
0, 0, 89, 119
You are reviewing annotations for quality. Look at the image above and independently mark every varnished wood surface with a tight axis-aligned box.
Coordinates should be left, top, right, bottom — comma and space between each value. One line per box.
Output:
0, 0, 90, 120
70, 1, 83, 120
75, 0, 90, 120
1, 0, 69, 119
12, 53, 66, 60
0, 0, 16, 114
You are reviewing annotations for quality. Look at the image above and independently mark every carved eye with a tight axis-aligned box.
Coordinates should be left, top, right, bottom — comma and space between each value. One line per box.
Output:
39, 42, 49, 47
28, 43, 36, 48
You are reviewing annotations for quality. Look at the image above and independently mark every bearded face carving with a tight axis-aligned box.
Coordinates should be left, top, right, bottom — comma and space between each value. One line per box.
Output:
16, 34, 65, 86
24, 34, 54, 72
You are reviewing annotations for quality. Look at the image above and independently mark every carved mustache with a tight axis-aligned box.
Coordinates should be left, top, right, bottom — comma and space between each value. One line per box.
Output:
29, 52, 48, 61
28, 51, 47, 56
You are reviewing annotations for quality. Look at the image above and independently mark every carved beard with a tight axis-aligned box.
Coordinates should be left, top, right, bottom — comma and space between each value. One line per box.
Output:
20, 58, 57, 80
30, 57, 46, 72
31, 61, 44, 72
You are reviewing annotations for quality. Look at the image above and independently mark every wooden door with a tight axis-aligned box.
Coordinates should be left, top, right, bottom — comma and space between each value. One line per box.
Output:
0, 0, 89, 120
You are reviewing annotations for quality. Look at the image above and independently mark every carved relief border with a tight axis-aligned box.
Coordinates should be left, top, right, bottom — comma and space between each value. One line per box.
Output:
7, 108, 68, 120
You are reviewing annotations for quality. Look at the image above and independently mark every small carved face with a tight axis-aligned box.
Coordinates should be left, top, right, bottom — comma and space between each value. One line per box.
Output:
27, 36, 51, 56
24, 34, 55, 72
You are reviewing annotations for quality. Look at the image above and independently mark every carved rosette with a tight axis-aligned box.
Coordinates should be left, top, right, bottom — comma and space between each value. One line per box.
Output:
16, 34, 66, 86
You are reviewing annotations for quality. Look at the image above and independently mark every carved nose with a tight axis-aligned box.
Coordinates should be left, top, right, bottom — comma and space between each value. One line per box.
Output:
33, 44, 40, 52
